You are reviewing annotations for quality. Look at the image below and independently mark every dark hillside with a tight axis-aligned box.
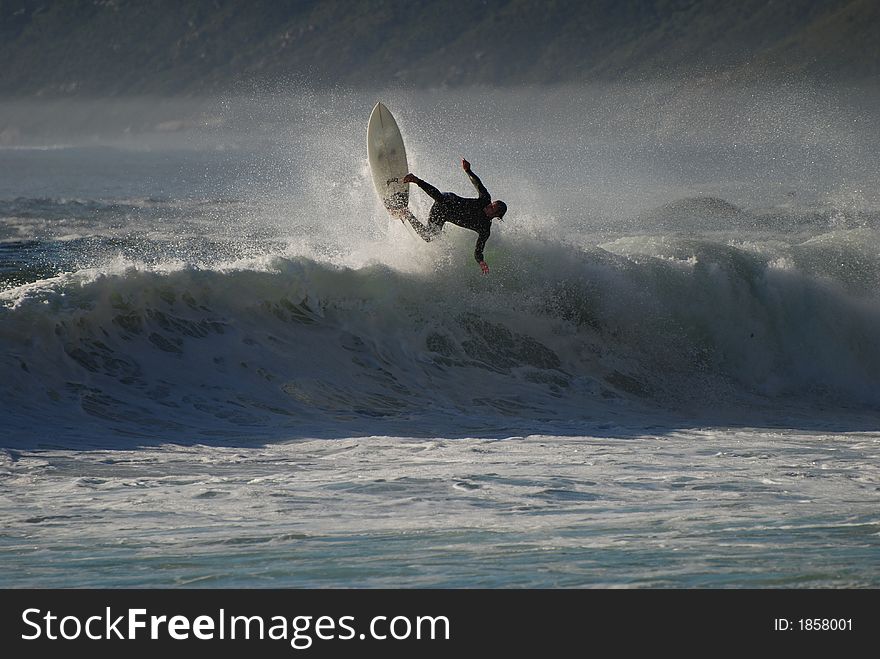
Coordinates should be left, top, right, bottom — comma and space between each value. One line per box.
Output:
0, 0, 876, 96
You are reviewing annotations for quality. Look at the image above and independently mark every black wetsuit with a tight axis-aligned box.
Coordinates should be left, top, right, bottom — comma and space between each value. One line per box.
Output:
404, 170, 493, 263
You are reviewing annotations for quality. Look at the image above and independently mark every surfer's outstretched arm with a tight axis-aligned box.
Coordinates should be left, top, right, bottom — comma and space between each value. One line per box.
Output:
475, 225, 491, 274
461, 158, 490, 202
403, 173, 444, 202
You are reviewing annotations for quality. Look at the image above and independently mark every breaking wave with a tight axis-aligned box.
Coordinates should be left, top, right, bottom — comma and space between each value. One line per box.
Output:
2, 225, 878, 447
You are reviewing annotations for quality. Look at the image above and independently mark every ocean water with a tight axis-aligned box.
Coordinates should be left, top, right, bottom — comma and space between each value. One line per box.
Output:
1, 87, 879, 587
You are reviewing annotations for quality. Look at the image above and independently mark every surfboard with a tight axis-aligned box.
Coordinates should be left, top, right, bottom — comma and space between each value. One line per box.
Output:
367, 102, 409, 214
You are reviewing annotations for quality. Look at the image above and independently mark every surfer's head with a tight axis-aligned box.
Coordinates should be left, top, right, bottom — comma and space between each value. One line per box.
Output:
485, 200, 507, 219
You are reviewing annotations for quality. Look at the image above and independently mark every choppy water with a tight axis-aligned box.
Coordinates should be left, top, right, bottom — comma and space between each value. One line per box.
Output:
3, 428, 879, 588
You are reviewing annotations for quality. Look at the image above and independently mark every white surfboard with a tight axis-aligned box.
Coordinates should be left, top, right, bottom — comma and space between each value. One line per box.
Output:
367, 102, 409, 213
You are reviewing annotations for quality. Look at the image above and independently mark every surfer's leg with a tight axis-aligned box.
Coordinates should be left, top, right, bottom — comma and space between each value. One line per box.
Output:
426, 203, 448, 235
397, 208, 437, 242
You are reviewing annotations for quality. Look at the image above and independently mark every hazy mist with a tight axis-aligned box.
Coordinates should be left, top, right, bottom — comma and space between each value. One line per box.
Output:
3, 81, 879, 234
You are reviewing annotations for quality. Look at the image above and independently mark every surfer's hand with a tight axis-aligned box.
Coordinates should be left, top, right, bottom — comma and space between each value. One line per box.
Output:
479, 260, 489, 275
402, 173, 417, 184
461, 159, 471, 172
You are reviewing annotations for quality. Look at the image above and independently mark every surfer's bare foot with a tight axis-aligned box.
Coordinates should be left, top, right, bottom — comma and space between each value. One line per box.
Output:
461, 158, 471, 172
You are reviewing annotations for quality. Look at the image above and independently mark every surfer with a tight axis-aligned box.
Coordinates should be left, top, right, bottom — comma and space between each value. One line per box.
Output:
398, 159, 507, 274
